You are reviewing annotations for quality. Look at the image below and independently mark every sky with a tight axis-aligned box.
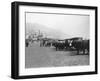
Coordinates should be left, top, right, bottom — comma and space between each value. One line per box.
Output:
26, 12, 90, 39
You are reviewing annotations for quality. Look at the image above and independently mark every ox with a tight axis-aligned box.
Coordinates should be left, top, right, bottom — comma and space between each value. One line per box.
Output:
70, 39, 89, 54
52, 40, 70, 51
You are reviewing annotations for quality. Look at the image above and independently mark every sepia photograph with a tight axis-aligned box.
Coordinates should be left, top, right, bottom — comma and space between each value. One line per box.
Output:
25, 12, 90, 68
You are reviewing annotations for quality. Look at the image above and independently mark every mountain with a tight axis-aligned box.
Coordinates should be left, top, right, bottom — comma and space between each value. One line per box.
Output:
26, 23, 71, 39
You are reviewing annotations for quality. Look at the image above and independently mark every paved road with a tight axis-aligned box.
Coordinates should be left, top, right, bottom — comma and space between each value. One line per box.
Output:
25, 42, 89, 68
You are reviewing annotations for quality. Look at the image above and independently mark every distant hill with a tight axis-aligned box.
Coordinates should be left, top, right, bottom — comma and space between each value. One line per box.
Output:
26, 23, 71, 39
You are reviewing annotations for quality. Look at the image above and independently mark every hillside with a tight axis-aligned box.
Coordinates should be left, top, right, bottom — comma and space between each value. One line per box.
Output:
26, 23, 71, 39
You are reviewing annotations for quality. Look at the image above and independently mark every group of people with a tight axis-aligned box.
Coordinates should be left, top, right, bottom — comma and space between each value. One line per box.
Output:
26, 37, 89, 55
39, 37, 89, 54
